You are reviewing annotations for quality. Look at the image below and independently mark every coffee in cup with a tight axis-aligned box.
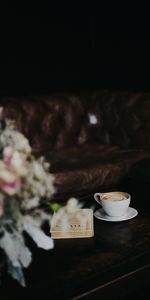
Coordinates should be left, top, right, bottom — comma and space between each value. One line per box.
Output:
94, 191, 131, 217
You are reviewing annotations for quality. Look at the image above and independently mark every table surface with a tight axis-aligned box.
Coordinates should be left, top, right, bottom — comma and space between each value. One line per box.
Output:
1, 189, 150, 300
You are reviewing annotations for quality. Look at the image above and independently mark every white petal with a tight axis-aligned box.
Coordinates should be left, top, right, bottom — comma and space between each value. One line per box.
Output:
24, 223, 54, 250
0, 231, 32, 268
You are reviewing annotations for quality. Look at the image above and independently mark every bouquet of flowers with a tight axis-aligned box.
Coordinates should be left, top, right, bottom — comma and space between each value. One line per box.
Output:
0, 107, 87, 287
0, 107, 58, 286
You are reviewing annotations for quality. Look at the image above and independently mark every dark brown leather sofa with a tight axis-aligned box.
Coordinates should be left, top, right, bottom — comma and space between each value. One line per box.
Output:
1, 90, 150, 200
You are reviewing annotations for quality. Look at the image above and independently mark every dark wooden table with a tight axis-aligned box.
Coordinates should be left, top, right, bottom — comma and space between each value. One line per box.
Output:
1, 188, 150, 299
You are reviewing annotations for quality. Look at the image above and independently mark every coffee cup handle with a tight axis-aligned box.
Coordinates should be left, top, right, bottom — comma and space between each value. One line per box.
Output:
94, 193, 102, 205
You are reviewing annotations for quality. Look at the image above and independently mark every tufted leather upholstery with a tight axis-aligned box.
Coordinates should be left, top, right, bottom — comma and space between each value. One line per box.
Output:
1, 90, 150, 198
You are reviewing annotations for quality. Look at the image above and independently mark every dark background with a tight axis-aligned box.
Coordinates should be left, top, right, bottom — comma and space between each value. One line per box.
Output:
0, 3, 150, 95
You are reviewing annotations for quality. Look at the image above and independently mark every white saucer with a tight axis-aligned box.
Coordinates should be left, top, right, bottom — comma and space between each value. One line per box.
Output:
94, 207, 138, 222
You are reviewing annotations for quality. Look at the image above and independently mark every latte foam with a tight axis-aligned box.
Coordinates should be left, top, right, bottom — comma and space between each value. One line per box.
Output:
101, 192, 127, 201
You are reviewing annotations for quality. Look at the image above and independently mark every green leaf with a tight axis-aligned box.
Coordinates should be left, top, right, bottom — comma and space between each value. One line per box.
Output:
49, 203, 62, 212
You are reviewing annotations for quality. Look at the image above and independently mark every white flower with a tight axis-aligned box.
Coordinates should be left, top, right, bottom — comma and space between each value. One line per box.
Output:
10, 152, 28, 177
12, 132, 31, 155
0, 129, 31, 155
32, 161, 46, 181
66, 197, 81, 213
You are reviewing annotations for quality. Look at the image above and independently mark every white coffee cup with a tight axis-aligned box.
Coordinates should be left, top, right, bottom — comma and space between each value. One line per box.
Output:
94, 191, 131, 217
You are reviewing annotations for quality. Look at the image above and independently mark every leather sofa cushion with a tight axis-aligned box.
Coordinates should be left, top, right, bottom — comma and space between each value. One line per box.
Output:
1, 90, 150, 154
46, 145, 150, 199
1, 91, 150, 199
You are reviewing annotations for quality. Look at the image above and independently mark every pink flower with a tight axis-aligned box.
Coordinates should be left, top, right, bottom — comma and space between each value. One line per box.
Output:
3, 147, 13, 165
1, 180, 21, 195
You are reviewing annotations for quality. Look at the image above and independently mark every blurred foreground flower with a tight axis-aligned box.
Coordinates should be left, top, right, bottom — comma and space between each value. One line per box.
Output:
0, 108, 71, 286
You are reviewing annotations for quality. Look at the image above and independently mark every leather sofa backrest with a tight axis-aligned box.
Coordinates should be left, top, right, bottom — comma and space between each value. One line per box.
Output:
0, 90, 150, 154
